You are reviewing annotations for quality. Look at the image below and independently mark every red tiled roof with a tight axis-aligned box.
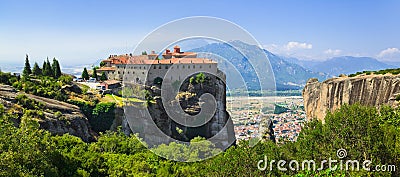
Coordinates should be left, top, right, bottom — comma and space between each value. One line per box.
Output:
100, 50, 217, 67
97, 67, 116, 71
104, 80, 121, 85
130, 58, 216, 65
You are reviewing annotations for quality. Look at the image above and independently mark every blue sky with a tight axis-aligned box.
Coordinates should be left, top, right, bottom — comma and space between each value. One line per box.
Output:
1, 0, 399, 66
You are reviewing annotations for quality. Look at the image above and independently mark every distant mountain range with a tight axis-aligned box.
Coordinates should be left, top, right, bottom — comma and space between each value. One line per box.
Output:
190, 41, 328, 91
190, 41, 398, 91
309, 56, 396, 76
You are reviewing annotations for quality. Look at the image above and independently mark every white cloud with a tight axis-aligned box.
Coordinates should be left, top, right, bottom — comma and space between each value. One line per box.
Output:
324, 49, 342, 56
262, 42, 314, 60
284, 41, 312, 50
377, 48, 400, 59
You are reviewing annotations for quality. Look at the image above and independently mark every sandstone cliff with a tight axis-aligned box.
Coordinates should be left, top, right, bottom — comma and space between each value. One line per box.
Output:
0, 84, 97, 142
303, 74, 400, 121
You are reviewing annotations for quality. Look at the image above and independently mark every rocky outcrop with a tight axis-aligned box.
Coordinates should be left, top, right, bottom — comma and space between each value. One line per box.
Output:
124, 73, 236, 149
0, 84, 97, 142
303, 74, 400, 121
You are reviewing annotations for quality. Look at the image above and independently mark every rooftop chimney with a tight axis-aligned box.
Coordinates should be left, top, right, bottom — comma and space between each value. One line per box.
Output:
173, 45, 181, 53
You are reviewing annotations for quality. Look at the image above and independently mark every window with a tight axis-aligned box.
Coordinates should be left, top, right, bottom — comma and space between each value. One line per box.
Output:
188, 65, 190, 69
177, 65, 179, 69
128, 71, 130, 74
200, 65, 202, 69
134, 66, 137, 69
142, 72, 145, 74
183, 65, 185, 69
209, 65, 211, 68
159, 66, 161, 69
133, 72, 135, 74
193, 65, 195, 69
144, 66, 146, 69
117, 66, 120, 68
118, 71, 120, 74
139, 66, 142, 69
165, 66, 168, 69
154, 66, 156, 69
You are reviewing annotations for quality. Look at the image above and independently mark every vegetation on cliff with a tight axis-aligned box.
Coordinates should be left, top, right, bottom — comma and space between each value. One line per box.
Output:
348, 68, 400, 77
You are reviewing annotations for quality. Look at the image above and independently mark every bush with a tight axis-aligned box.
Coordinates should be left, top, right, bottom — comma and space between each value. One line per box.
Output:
16, 94, 44, 110
90, 102, 116, 132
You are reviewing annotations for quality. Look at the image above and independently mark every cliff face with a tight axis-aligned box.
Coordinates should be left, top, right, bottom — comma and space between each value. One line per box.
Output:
0, 84, 97, 142
124, 73, 236, 149
303, 74, 400, 121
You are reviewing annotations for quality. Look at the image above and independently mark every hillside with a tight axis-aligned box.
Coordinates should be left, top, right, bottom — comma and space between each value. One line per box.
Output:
0, 84, 97, 141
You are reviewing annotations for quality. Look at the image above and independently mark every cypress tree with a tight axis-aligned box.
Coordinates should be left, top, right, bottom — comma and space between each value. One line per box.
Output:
22, 54, 32, 78
42, 61, 47, 76
100, 72, 107, 81
32, 62, 42, 76
52, 58, 62, 78
82, 68, 89, 80
46, 58, 53, 77
92, 67, 98, 79
42, 58, 51, 76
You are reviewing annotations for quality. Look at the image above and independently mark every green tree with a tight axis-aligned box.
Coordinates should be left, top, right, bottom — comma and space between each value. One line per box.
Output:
141, 51, 147, 55
195, 72, 206, 88
52, 58, 62, 79
82, 67, 89, 80
42, 58, 53, 77
42, 61, 47, 76
92, 67, 98, 79
100, 61, 106, 67
32, 62, 42, 76
46, 58, 53, 77
100, 72, 107, 81
22, 54, 32, 78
